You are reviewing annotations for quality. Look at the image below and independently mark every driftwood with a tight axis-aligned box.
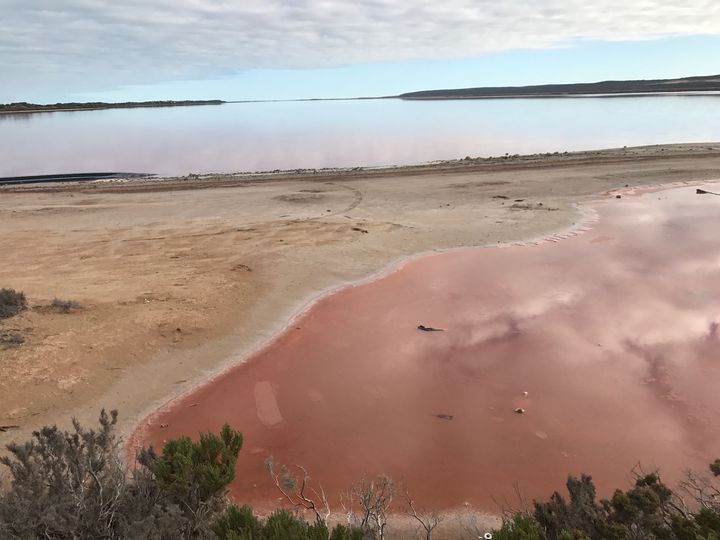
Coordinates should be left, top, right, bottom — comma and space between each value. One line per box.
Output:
0, 425, 20, 432
417, 325, 444, 332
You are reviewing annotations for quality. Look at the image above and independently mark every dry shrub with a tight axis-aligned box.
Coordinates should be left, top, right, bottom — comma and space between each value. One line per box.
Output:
50, 298, 82, 313
0, 288, 27, 319
0, 331, 24, 347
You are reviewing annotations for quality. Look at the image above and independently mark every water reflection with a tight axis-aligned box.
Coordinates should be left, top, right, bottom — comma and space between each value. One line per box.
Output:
2, 96, 720, 176
135, 184, 720, 510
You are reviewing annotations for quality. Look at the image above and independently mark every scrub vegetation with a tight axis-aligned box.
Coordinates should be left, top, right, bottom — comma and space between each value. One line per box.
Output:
0, 288, 26, 319
0, 411, 717, 539
49, 298, 82, 313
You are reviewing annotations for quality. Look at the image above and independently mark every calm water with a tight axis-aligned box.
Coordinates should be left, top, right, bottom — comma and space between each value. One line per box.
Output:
2, 96, 720, 177
134, 183, 720, 510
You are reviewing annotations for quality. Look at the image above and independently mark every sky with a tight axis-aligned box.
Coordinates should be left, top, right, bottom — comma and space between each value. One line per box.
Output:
1, 0, 720, 103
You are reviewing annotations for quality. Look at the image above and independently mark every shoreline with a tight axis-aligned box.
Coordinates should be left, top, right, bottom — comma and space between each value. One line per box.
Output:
3, 146, 720, 534
124, 177, 710, 447
399, 90, 720, 100
129, 178, 720, 528
3, 144, 720, 501
0, 100, 224, 115
126, 193, 604, 454
4, 143, 720, 194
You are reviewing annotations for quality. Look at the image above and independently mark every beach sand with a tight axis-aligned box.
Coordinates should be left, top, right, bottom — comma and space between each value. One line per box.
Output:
1, 143, 720, 535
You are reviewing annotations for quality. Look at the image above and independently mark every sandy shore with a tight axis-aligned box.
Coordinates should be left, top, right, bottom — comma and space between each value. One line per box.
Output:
1, 143, 720, 455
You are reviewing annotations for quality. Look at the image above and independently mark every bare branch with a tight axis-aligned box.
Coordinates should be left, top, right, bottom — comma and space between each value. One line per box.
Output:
264, 458, 330, 524
352, 475, 395, 540
404, 487, 441, 540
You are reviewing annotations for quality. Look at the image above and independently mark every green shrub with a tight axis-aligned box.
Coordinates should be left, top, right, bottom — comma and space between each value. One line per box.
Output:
496, 467, 720, 540
212, 506, 365, 540
329, 523, 365, 540
140, 423, 243, 520
263, 509, 313, 539
0, 411, 245, 539
0, 288, 26, 319
213, 504, 263, 539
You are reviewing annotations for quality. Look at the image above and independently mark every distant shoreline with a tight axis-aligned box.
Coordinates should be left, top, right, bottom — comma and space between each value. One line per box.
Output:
399, 90, 720, 100
398, 73, 720, 100
0, 99, 225, 114
4, 73, 720, 112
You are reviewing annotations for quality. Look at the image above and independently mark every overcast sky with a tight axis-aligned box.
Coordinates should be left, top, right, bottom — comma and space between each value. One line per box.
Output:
2, 0, 720, 102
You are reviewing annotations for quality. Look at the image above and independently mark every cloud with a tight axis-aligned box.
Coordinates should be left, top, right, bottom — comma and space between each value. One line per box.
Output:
2, 0, 720, 98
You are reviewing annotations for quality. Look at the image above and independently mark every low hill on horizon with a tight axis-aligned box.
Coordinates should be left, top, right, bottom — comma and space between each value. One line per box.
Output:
399, 74, 720, 99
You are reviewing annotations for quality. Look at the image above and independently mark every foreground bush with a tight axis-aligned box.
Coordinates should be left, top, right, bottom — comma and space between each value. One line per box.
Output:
495, 465, 720, 540
0, 410, 244, 538
140, 423, 244, 524
0, 412, 365, 539
0, 288, 26, 319
213, 506, 364, 540
213, 506, 366, 540
1, 410, 717, 539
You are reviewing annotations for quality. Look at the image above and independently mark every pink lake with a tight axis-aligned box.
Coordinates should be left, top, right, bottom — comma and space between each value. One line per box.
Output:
132, 182, 720, 511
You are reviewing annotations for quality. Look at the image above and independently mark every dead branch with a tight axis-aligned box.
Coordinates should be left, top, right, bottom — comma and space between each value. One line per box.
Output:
404, 487, 441, 540
264, 457, 331, 524
353, 474, 395, 540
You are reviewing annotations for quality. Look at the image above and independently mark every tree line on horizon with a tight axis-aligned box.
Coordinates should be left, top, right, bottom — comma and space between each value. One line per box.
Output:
0, 100, 225, 113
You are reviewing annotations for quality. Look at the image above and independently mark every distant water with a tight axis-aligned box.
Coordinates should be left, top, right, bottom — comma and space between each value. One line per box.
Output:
2, 96, 720, 177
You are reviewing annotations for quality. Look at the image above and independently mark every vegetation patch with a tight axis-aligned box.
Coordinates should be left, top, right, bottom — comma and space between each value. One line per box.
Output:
49, 298, 82, 313
0, 330, 24, 347
0, 411, 365, 539
494, 467, 720, 539
0, 410, 717, 539
0, 288, 27, 319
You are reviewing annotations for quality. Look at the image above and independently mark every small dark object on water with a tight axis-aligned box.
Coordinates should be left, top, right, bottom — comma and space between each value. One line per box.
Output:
418, 324, 444, 332
0, 425, 20, 432
514, 408, 526, 414
436, 414, 454, 421
492, 195, 509, 199
616, 195, 622, 199
696, 188, 720, 196
352, 227, 369, 234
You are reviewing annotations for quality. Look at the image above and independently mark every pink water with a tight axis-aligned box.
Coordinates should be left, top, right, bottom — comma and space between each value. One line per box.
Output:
133, 183, 720, 511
